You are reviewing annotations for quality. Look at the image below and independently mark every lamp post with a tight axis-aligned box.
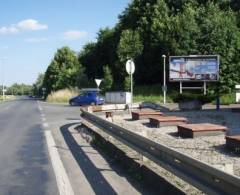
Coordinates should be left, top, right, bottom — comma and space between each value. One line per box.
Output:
162, 55, 166, 104
0, 57, 6, 100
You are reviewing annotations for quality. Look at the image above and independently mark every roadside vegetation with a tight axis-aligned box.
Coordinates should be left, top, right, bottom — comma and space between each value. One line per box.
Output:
0, 95, 16, 101
46, 89, 78, 103
31, 0, 240, 104
219, 93, 235, 105
134, 85, 174, 103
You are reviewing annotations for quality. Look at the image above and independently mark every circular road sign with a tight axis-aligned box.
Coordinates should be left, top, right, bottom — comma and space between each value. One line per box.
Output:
126, 59, 135, 75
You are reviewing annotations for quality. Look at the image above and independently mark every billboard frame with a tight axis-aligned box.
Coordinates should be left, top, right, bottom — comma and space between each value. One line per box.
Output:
169, 55, 220, 82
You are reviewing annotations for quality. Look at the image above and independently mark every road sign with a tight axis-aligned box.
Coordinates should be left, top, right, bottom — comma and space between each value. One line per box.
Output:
126, 60, 135, 75
95, 79, 102, 88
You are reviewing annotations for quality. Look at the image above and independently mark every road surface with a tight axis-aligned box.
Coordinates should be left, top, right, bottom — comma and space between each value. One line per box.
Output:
0, 99, 58, 194
0, 99, 147, 195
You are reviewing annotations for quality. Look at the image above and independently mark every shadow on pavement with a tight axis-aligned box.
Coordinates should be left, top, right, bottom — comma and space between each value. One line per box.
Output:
60, 123, 118, 195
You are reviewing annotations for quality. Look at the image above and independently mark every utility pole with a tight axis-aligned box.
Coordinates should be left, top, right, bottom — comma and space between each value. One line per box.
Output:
0, 57, 6, 100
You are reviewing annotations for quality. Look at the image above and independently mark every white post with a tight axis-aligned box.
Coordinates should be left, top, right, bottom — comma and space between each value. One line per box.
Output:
0, 58, 5, 100
180, 81, 183, 94
162, 55, 166, 104
130, 61, 133, 110
204, 82, 207, 95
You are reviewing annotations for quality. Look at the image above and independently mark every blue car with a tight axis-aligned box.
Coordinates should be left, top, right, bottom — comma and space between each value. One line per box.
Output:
69, 90, 104, 106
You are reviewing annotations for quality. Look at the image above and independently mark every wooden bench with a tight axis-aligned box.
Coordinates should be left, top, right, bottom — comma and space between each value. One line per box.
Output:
226, 135, 240, 151
149, 116, 187, 127
131, 109, 163, 120
178, 123, 227, 138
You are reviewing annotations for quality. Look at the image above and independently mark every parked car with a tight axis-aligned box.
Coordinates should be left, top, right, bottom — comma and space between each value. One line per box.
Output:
69, 89, 104, 106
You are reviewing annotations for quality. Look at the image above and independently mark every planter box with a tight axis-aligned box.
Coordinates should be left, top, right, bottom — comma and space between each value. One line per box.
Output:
178, 100, 202, 111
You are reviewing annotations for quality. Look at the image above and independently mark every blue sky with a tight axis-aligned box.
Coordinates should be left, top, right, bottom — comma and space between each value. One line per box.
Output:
0, 0, 130, 86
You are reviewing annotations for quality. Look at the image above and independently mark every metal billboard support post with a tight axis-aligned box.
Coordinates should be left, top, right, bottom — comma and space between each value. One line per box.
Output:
180, 81, 183, 94
203, 82, 207, 95
0, 57, 6, 100
130, 68, 133, 111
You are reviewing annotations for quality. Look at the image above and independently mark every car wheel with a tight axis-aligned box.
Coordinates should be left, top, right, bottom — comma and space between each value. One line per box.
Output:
70, 101, 74, 106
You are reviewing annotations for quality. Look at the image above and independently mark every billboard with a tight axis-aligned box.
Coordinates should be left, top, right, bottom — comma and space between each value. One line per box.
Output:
169, 55, 219, 81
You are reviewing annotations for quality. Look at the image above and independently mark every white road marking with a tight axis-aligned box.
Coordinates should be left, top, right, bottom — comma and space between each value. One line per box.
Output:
45, 130, 74, 195
43, 122, 49, 128
37, 100, 43, 111
42, 117, 46, 122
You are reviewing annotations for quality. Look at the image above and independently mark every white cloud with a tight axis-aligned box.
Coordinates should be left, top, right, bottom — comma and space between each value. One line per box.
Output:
63, 30, 87, 40
0, 19, 47, 35
17, 19, 48, 31
0, 26, 19, 34
25, 37, 47, 43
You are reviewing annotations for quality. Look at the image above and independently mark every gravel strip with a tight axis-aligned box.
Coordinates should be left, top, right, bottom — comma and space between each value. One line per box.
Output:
99, 110, 240, 176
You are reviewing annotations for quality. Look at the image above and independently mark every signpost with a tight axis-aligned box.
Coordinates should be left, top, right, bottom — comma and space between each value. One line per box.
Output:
126, 59, 135, 110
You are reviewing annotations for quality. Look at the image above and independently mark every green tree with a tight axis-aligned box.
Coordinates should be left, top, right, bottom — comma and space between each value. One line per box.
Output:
76, 67, 92, 89
33, 73, 44, 96
124, 76, 131, 91
6, 83, 33, 95
77, 0, 240, 93
117, 29, 143, 63
43, 46, 81, 95
101, 65, 113, 91
195, 3, 240, 92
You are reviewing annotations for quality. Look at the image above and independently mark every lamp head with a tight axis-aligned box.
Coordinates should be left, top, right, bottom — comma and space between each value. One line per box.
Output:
162, 54, 166, 58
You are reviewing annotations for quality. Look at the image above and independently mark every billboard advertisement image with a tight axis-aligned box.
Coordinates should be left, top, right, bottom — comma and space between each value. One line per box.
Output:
169, 55, 219, 81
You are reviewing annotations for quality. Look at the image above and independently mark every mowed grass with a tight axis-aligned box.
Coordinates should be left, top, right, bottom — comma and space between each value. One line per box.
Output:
47, 89, 78, 103
133, 85, 236, 105
133, 84, 173, 103
0, 95, 16, 101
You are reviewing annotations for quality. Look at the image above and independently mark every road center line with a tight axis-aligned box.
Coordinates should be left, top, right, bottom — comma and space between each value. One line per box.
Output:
45, 130, 74, 195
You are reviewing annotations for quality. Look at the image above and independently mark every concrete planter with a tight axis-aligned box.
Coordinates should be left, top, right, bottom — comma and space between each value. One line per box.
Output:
178, 100, 202, 111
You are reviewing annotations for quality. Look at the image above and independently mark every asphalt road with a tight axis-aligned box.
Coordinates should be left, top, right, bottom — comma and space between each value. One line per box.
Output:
0, 99, 58, 195
0, 99, 147, 195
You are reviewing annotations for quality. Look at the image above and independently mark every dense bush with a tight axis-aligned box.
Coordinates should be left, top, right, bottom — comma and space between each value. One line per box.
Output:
172, 93, 216, 104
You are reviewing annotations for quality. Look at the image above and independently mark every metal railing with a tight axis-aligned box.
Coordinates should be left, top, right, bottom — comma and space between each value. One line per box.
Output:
81, 109, 240, 195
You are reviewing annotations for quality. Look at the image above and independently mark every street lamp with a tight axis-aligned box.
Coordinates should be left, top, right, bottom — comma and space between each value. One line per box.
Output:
162, 54, 166, 104
0, 57, 7, 100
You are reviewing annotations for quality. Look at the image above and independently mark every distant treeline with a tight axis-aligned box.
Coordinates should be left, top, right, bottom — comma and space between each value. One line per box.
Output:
3, 83, 33, 95
38, 0, 240, 96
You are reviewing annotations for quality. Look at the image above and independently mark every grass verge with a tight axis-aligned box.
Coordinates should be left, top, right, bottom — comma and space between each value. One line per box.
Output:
133, 84, 173, 103
47, 89, 78, 103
